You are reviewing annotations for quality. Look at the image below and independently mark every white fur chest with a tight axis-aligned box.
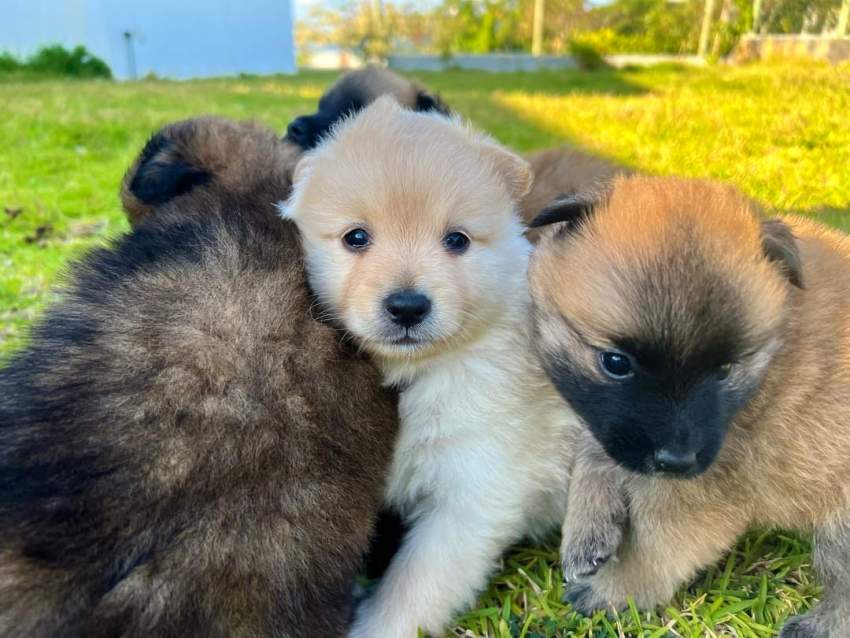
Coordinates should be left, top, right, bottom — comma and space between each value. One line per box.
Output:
382, 328, 575, 527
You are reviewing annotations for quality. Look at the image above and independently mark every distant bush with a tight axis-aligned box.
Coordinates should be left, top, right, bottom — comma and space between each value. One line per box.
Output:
0, 45, 111, 79
0, 52, 19, 73
567, 39, 609, 70
569, 25, 694, 56
26, 45, 112, 78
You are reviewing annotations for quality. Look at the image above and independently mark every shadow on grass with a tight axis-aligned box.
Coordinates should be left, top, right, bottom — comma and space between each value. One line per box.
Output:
408, 66, 649, 98
437, 71, 640, 176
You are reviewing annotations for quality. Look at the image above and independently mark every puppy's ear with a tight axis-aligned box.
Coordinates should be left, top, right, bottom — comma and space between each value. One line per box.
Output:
126, 131, 211, 208
529, 196, 594, 232
292, 155, 315, 187
278, 155, 316, 220
479, 143, 533, 201
761, 219, 804, 288
414, 89, 451, 116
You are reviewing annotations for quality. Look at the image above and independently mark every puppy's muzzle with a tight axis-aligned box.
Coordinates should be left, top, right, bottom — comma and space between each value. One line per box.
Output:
384, 290, 432, 328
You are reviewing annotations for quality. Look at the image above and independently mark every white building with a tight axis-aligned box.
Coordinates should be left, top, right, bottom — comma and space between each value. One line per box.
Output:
0, 0, 296, 80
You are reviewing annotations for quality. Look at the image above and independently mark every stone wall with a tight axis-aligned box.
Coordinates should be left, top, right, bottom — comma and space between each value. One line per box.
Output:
734, 35, 850, 64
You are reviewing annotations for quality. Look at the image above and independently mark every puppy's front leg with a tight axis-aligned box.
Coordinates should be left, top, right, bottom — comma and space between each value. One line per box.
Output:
563, 480, 748, 614
561, 431, 628, 582
779, 511, 850, 638
349, 501, 518, 638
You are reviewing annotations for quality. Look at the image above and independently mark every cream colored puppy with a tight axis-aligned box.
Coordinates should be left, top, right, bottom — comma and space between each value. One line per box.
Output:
281, 97, 584, 637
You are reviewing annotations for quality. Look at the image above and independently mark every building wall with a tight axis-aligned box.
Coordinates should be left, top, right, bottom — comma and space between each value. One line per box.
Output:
0, 0, 296, 79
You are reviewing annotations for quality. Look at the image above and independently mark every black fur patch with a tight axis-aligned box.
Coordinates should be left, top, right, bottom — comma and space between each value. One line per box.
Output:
363, 508, 407, 580
414, 90, 451, 116
129, 132, 211, 205
286, 94, 366, 150
285, 74, 452, 151
529, 196, 594, 232
543, 348, 740, 477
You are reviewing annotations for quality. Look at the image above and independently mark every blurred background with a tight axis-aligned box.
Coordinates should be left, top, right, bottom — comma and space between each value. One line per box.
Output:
1, 0, 849, 77
1, 3, 849, 636
295, 0, 850, 68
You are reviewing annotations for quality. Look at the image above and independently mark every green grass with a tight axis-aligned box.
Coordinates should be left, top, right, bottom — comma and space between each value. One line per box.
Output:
1, 62, 847, 636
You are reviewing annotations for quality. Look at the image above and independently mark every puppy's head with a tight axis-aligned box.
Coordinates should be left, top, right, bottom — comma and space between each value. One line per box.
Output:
122, 116, 301, 227
284, 67, 450, 151
529, 176, 803, 478
282, 96, 532, 364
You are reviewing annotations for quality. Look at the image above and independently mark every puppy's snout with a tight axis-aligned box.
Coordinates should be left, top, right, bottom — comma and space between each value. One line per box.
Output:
384, 290, 432, 328
653, 449, 698, 476
286, 116, 313, 148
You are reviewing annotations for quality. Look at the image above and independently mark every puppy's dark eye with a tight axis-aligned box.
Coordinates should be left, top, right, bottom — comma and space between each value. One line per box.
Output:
443, 231, 470, 253
599, 351, 633, 379
343, 228, 371, 251
717, 363, 733, 381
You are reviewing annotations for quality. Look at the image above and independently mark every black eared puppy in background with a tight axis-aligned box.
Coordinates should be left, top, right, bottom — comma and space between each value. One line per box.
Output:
284, 66, 450, 151
0, 117, 397, 638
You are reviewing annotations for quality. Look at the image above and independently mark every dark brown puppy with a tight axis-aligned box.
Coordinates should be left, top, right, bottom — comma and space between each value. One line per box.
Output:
284, 66, 450, 151
0, 117, 397, 638
121, 118, 303, 228
529, 176, 850, 637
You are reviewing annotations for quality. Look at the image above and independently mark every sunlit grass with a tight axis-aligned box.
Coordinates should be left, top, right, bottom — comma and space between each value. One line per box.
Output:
491, 63, 850, 216
0, 63, 845, 636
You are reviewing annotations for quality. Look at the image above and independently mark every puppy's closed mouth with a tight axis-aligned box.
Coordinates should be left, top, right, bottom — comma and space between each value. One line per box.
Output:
392, 336, 420, 346
383, 329, 436, 348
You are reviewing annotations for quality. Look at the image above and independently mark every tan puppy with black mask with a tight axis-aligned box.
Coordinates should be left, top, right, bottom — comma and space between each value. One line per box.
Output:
529, 175, 850, 638
280, 96, 614, 637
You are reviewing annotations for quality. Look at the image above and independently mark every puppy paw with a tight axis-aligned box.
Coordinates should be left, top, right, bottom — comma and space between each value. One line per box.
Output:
561, 529, 620, 582
779, 614, 828, 638
562, 579, 623, 616
560, 511, 625, 582
562, 582, 595, 615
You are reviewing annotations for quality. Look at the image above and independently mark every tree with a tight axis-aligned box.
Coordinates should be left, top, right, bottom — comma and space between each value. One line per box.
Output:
756, 0, 842, 34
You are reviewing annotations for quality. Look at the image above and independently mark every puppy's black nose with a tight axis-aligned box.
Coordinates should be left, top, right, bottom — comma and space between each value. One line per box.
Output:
286, 116, 313, 148
653, 449, 698, 475
384, 290, 431, 328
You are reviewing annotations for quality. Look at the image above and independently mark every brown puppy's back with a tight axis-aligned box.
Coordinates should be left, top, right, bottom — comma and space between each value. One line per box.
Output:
0, 117, 397, 637
121, 117, 302, 228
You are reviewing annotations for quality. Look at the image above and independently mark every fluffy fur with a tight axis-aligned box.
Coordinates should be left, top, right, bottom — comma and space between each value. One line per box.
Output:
0, 117, 397, 637
284, 66, 450, 151
122, 117, 302, 228
529, 175, 850, 637
282, 97, 588, 637
283, 67, 621, 244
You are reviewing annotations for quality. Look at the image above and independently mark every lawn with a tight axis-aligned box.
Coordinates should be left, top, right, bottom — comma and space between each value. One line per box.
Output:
1, 62, 848, 636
